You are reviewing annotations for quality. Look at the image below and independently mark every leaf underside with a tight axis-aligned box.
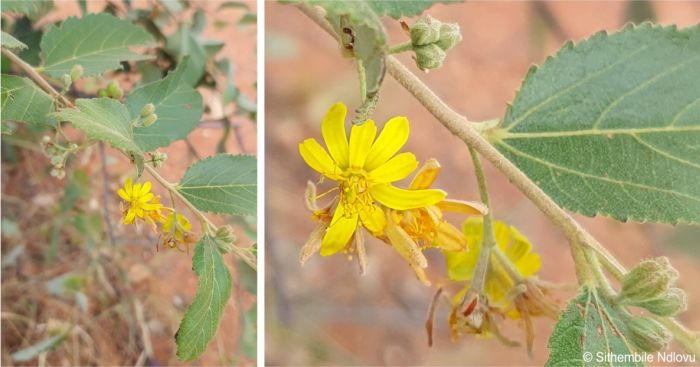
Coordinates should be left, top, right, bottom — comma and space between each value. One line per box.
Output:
1, 31, 28, 51
40, 13, 155, 78
546, 286, 641, 367
493, 23, 700, 224
175, 235, 232, 361
1, 75, 53, 126
177, 154, 257, 216
127, 57, 204, 151
367, 0, 460, 19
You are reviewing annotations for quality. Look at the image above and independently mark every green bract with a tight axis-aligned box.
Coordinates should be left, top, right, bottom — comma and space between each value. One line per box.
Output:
489, 23, 700, 225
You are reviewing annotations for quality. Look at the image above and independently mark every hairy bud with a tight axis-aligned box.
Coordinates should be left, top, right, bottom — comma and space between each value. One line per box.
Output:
61, 74, 72, 89
410, 15, 441, 46
618, 257, 678, 304
636, 288, 688, 317
627, 316, 671, 352
150, 151, 167, 168
414, 43, 446, 71
142, 114, 158, 127
140, 103, 156, 118
215, 225, 237, 244
436, 22, 462, 51
97, 89, 108, 98
70, 64, 84, 81
106, 81, 123, 99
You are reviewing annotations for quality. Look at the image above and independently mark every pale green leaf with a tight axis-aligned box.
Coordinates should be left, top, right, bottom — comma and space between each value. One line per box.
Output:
2, 0, 53, 21
490, 24, 700, 224
547, 286, 641, 366
40, 13, 155, 78
11, 334, 66, 362
177, 154, 257, 216
367, 0, 461, 19
165, 28, 206, 86
127, 57, 204, 151
53, 98, 143, 158
1, 75, 53, 126
1, 31, 27, 51
175, 235, 232, 361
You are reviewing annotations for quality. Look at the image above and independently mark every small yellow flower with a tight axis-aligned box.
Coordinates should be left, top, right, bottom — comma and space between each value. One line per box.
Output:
117, 178, 166, 228
299, 102, 446, 256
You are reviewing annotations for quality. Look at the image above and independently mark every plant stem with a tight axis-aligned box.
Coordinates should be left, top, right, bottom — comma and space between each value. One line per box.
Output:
467, 146, 495, 294
388, 41, 413, 55
357, 61, 367, 103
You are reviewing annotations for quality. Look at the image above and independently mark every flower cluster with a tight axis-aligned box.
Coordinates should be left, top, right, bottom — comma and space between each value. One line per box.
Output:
117, 178, 194, 253
298, 102, 485, 284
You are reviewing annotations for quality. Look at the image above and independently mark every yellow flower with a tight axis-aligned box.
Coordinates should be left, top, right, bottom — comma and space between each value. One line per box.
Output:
117, 178, 166, 228
299, 102, 446, 256
445, 217, 541, 318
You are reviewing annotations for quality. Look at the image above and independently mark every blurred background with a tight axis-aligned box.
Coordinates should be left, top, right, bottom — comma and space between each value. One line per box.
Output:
265, 1, 700, 366
2, 0, 257, 365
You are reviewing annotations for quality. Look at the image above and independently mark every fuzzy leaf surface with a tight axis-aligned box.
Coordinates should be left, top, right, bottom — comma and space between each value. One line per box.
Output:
40, 13, 155, 78
1, 75, 53, 126
177, 154, 257, 216
175, 235, 232, 361
367, 0, 460, 19
547, 286, 641, 366
491, 24, 700, 224
1, 31, 28, 50
127, 57, 203, 151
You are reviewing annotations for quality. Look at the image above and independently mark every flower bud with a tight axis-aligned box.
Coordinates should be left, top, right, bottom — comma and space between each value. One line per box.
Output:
636, 288, 688, 317
142, 114, 158, 127
70, 64, 83, 81
215, 225, 237, 244
150, 151, 167, 168
618, 257, 678, 304
106, 81, 123, 99
627, 316, 671, 352
140, 103, 156, 118
436, 22, 462, 51
50, 155, 63, 167
97, 89, 108, 98
410, 15, 440, 46
50, 167, 66, 179
42, 135, 52, 144
61, 74, 72, 89
414, 43, 446, 71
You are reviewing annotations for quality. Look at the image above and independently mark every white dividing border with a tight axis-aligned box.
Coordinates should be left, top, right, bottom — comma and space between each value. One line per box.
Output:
256, 0, 265, 365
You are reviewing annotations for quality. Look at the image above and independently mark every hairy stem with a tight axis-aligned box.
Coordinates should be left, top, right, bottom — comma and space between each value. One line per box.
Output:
388, 41, 413, 55
467, 146, 495, 293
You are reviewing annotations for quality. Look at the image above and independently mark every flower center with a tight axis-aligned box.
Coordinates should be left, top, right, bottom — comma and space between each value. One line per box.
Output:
339, 172, 372, 216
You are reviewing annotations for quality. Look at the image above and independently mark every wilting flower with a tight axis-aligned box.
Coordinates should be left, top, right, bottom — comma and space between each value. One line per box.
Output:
299, 102, 445, 256
160, 213, 196, 253
442, 218, 558, 352
118, 178, 166, 229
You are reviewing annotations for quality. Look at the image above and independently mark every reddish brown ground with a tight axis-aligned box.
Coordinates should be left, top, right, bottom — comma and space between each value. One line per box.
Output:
265, 2, 700, 366
1, 1, 257, 366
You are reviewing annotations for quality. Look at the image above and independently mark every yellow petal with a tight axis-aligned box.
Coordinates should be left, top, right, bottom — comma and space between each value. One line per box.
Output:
367, 152, 418, 184
364, 116, 409, 171
320, 205, 358, 256
434, 221, 468, 252
299, 138, 341, 180
348, 120, 377, 169
359, 204, 386, 235
370, 184, 445, 210
124, 177, 133, 196
140, 181, 152, 195
321, 102, 349, 169
117, 188, 130, 201
437, 199, 488, 216
409, 159, 441, 190
138, 192, 154, 203
124, 210, 136, 224
132, 183, 142, 197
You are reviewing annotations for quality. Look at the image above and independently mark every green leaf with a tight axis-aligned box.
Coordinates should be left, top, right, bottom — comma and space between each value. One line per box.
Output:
367, 0, 460, 19
165, 28, 206, 86
310, 1, 387, 97
546, 286, 641, 366
40, 13, 155, 78
219, 1, 249, 10
53, 98, 143, 158
490, 24, 700, 224
238, 307, 256, 359
11, 334, 67, 362
177, 154, 257, 216
1, 31, 28, 51
127, 57, 204, 151
1, 75, 53, 126
175, 235, 232, 361
2, 0, 53, 21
